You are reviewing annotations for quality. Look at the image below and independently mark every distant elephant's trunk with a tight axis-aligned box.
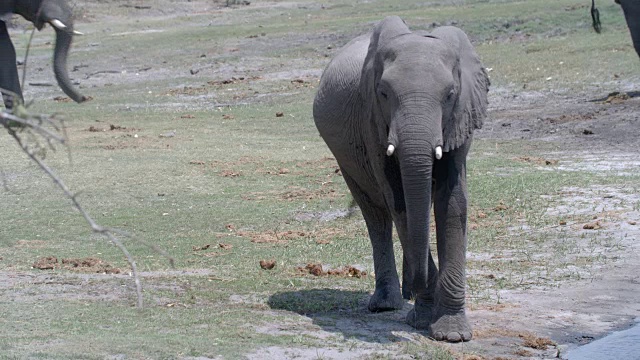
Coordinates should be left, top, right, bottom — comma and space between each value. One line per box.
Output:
395, 109, 442, 299
53, 27, 87, 103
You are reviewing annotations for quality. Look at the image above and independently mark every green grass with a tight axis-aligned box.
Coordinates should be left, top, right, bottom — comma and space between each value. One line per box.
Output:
1, 0, 639, 358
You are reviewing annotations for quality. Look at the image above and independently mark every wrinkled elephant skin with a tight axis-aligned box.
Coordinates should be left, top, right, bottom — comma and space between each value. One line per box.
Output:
313, 16, 489, 342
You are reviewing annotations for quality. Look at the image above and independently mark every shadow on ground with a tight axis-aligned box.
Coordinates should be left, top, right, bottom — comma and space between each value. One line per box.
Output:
268, 288, 421, 343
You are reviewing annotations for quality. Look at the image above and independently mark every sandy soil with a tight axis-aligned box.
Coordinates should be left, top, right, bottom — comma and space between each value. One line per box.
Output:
463, 91, 640, 359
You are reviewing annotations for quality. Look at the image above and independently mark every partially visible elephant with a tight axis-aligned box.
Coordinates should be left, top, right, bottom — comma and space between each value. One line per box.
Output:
592, 0, 640, 58
313, 16, 489, 342
0, 0, 87, 110
616, 0, 640, 58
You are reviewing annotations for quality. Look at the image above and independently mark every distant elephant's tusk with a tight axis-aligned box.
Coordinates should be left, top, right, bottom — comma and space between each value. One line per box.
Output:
50, 19, 67, 30
386, 144, 395, 156
435, 146, 442, 160
73, 30, 84, 36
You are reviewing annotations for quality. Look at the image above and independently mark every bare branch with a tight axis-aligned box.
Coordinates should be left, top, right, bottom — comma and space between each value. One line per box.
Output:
21, 28, 37, 92
1, 106, 175, 308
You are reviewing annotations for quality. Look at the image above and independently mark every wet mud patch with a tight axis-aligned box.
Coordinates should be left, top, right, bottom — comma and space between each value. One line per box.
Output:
481, 91, 640, 150
556, 151, 640, 176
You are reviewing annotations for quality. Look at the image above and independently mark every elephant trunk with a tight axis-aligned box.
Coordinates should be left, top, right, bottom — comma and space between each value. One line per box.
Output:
53, 27, 87, 103
395, 112, 442, 299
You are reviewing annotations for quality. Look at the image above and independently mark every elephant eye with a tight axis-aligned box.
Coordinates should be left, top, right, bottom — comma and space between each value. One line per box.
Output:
379, 90, 388, 99
446, 89, 455, 101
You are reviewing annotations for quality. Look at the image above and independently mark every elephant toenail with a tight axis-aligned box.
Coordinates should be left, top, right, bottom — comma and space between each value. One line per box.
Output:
433, 331, 444, 341
446, 332, 462, 342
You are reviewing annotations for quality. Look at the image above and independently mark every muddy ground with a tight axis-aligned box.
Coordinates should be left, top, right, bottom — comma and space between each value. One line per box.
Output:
2, 0, 640, 359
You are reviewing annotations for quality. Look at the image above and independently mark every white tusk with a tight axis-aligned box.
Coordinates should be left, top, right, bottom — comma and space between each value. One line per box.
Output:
73, 30, 84, 35
435, 146, 442, 160
50, 19, 67, 30
386, 144, 395, 156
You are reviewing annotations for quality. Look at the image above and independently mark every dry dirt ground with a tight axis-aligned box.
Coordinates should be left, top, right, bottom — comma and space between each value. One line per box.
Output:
462, 90, 640, 359
2, 91, 638, 360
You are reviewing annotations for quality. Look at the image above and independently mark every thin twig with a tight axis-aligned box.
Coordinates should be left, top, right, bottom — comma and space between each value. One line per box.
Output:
2, 108, 175, 307
20, 28, 37, 92
6, 125, 148, 304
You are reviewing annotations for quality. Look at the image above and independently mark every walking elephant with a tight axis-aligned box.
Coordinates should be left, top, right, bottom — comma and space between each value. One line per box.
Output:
0, 0, 87, 110
313, 16, 489, 342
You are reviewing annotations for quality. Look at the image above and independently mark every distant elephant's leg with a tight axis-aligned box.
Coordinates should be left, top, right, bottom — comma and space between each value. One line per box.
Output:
342, 171, 403, 312
0, 21, 23, 109
618, 0, 640, 58
430, 147, 472, 342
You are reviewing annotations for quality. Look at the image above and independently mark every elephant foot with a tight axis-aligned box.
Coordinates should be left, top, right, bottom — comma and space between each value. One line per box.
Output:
429, 308, 472, 342
368, 284, 404, 312
405, 300, 434, 329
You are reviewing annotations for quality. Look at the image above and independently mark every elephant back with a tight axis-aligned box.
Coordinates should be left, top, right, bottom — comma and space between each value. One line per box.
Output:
314, 34, 370, 139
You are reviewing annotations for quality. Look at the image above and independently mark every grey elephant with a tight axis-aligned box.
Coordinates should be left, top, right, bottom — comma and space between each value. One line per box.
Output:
592, 0, 640, 58
616, 0, 640, 58
0, 0, 87, 110
313, 16, 489, 342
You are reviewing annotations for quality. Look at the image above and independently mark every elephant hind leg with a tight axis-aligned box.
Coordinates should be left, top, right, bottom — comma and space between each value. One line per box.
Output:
341, 171, 403, 312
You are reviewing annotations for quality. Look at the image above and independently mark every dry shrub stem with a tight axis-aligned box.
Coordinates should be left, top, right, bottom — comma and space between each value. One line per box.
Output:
0, 30, 174, 308
21, 28, 36, 92
1, 107, 174, 308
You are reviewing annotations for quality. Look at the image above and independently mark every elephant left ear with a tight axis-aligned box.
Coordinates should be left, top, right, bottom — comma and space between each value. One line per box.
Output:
431, 26, 490, 152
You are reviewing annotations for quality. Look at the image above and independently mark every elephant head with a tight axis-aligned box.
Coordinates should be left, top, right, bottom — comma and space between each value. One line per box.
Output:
14, 0, 87, 103
359, 16, 488, 264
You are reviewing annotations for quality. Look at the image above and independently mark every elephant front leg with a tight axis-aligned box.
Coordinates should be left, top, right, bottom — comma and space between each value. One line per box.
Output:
430, 155, 472, 342
342, 172, 404, 312
0, 22, 23, 110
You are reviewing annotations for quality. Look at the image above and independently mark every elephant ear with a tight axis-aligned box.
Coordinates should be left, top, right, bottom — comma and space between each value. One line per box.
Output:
360, 16, 412, 147
430, 26, 490, 152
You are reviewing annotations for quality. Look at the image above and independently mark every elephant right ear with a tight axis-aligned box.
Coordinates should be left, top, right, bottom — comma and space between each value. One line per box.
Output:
360, 16, 412, 147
